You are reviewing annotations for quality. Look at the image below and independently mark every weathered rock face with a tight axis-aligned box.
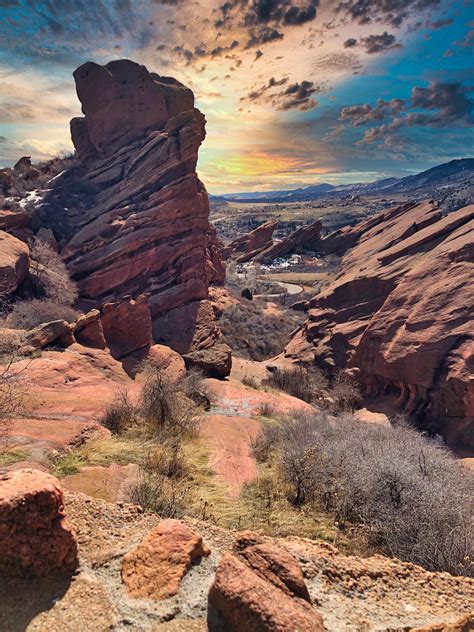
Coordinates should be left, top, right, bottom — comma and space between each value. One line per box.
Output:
35, 59, 223, 354
223, 220, 278, 263
285, 201, 474, 448
121, 519, 210, 600
209, 533, 322, 631
0, 469, 78, 577
255, 219, 323, 263
0, 230, 30, 294
183, 342, 232, 378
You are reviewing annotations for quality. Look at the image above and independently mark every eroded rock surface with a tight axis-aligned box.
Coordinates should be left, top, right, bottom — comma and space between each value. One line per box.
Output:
223, 220, 278, 263
286, 201, 474, 447
33, 59, 223, 354
0, 469, 78, 577
0, 230, 30, 294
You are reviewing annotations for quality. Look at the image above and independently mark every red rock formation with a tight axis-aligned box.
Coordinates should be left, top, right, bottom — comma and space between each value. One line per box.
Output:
285, 201, 474, 448
121, 519, 210, 600
0, 231, 29, 294
254, 219, 322, 263
0, 469, 78, 577
36, 59, 223, 354
223, 220, 278, 263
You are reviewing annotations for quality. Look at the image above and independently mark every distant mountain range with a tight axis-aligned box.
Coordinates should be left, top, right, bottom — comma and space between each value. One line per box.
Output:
213, 158, 474, 204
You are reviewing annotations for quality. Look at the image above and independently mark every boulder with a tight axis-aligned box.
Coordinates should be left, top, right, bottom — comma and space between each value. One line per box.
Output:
0, 469, 78, 577
144, 344, 186, 382
13, 156, 40, 180
121, 519, 210, 600
0, 230, 30, 294
22, 319, 72, 350
35, 227, 58, 251
183, 343, 232, 379
208, 552, 322, 631
73, 309, 107, 349
100, 294, 152, 359
0, 209, 30, 231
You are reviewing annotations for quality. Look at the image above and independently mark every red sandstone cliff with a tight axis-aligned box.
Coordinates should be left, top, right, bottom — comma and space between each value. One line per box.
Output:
285, 200, 474, 448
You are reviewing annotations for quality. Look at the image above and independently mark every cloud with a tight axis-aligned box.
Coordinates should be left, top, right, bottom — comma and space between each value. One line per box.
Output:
343, 37, 357, 48
335, 0, 440, 28
341, 81, 474, 145
216, 0, 320, 29
241, 77, 320, 111
427, 18, 453, 29
360, 31, 400, 54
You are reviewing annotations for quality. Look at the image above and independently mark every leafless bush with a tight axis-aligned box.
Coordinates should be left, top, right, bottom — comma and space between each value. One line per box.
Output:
29, 240, 78, 306
7, 299, 78, 330
101, 389, 138, 435
0, 356, 28, 437
257, 401, 276, 418
259, 412, 473, 576
0, 328, 23, 356
140, 368, 198, 437
219, 302, 304, 361
263, 366, 329, 404
178, 369, 210, 410
242, 375, 260, 389
142, 439, 189, 480
127, 471, 188, 518
329, 371, 363, 413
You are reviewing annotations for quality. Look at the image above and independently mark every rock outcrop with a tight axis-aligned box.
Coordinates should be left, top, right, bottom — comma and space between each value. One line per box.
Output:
32, 59, 223, 354
0, 231, 30, 294
209, 533, 322, 631
285, 201, 474, 448
121, 519, 210, 600
0, 469, 78, 577
254, 219, 323, 263
223, 220, 278, 263
183, 342, 232, 378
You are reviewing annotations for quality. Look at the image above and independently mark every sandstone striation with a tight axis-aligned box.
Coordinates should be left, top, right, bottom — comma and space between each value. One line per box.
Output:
223, 219, 278, 263
33, 59, 223, 354
0, 469, 78, 577
285, 201, 474, 447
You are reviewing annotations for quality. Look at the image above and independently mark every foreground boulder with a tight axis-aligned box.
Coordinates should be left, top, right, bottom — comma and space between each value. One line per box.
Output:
100, 294, 152, 360
0, 469, 78, 577
121, 519, 210, 600
0, 230, 29, 294
183, 343, 232, 378
22, 319, 72, 350
209, 536, 323, 632
285, 201, 474, 448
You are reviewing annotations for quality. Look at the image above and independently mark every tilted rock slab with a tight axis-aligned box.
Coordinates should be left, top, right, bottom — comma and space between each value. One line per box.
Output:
0, 469, 78, 577
35, 59, 224, 353
285, 201, 474, 448
0, 230, 29, 294
121, 519, 210, 600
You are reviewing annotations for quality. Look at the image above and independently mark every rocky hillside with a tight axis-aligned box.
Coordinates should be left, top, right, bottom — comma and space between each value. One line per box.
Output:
1, 60, 224, 353
285, 200, 474, 449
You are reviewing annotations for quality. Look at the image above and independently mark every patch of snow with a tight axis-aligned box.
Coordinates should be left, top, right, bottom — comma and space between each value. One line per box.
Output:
46, 169, 68, 185
18, 189, 45, 210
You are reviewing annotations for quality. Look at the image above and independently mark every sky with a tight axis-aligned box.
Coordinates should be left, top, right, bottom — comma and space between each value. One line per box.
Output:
0, 0, 473, 194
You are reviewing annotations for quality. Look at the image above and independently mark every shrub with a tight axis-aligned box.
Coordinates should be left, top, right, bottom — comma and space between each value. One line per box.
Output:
263, 367, 328, 404
29, 239, 78, 306
259, 412, 473, 576
101, 389, 138, 435
140, 368, 198, 437
0, 356, 27, 429
7, 299, 78, 330
127, 472, 188, 518
329, 371, 363, 413
0, 328, 23, 356
219, 301, 304, 361
257, 401, 276, 418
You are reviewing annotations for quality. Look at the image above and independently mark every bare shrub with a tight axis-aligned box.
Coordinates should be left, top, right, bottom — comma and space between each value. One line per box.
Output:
127, 471, 188, 518
257, 401, 276, 418
7, 299, 78, 330
219, 301, 304, 361
140, 368, 198, 437
101, 389, 138, 435
29, 240, 77, 306
178, 370, 210, 410
263, 367, 328, 404
262, 412, 473, 576
143, 439, 189, 480
242, 375, 260, 389
0, 329, 23, 356
329, 371, 363, 413
0, 356, 28, 436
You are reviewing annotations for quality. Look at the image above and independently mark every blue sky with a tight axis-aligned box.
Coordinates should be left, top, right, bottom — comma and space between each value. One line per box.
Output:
0, 0, 473, 193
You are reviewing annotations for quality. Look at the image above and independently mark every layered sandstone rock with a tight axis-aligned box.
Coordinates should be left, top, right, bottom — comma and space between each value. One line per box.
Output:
0, 230, 29, 294
255, 219, 323, 263
0, 469, 78, 577
285, 201, 474, 447
223, 220, 278, 263
33, 59, 223, 354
